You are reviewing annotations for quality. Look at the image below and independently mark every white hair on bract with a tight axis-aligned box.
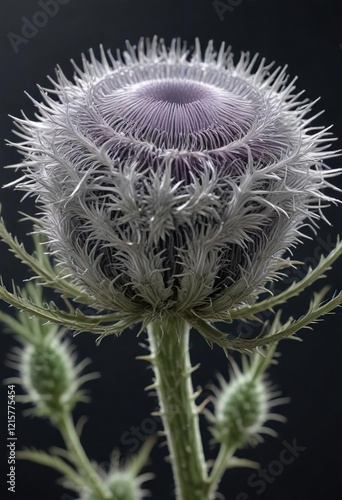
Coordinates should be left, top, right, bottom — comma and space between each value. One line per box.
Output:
8, 37, 340, 323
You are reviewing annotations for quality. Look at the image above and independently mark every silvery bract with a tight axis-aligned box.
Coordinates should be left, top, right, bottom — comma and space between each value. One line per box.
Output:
9, 37, 339, 321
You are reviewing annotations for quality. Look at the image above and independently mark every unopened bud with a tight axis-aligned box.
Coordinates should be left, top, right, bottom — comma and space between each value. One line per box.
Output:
18, 333, 93, 420
213, 373, 268, 447
83, 471, 146, 500
209, 348, 287, 448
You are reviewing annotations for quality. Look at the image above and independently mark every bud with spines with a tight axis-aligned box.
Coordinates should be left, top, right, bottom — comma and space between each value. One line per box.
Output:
18, 333, 93, 421
79, 443, 154, 500
4, 284, 97, 422
83, 471, 146, 500
208, 345, 288, 448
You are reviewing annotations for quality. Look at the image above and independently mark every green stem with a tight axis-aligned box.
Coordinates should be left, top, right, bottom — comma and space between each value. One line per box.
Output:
208, 444, 234, 498
58, 411, 110, 499
147, 316, 209, 500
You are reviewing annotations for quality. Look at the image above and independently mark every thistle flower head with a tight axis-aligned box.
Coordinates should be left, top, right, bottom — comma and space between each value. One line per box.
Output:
8, 37, 340, 321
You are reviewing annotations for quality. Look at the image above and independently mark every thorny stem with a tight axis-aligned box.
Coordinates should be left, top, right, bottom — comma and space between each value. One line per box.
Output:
147, 316, 210, 500
58, 411, 111, 499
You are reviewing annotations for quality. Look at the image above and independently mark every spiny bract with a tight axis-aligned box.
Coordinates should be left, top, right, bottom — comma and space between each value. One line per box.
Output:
8, 37, 340, 321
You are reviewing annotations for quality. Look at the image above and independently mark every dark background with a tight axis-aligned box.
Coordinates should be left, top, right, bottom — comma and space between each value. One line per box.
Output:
1, 0, 342, 499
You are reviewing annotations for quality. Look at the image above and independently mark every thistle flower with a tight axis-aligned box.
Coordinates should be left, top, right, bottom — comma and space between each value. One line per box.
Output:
8, 37, 339, 323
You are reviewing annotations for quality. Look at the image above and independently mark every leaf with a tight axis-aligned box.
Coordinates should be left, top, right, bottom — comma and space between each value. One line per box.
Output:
0, 280, 140, 337
128, 436, 156, 477
226, 456, 260, 470
231, 287, 342, 351
184, 312, 230, 352
17, 448, 85, 491
229, 237, 342, 321
0, 206, 93, 305
185, 287, 342, 352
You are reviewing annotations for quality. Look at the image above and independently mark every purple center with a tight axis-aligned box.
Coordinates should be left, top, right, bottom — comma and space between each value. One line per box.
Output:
136, 79, 211, 104
92, 77, 257, 147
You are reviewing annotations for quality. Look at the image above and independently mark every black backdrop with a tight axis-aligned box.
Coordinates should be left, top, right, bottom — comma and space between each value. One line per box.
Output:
1, 1, 342, 499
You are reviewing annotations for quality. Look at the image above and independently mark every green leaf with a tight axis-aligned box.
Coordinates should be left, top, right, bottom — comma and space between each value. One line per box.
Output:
0, 280, 140, 337
128, 436, 156, 477
232, 287, 342, 350
186, 287, 342, 352
184, 312, 230, 352
17, 448, 85, 491
0, 207, 93, 305
226, 456, 260, 470
229, 237, 342, 321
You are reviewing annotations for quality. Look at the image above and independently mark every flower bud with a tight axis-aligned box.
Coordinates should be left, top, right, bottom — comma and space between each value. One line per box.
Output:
16, 333, 92, 420
209, 349, 287, 448
84, 471, 145, 500
213, 373, 268, 447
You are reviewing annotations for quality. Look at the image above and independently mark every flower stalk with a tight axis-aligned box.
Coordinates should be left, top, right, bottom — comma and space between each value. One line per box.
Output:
146, 317, 209, 500
57, 410, 111, 499
207, 444, 235, 499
